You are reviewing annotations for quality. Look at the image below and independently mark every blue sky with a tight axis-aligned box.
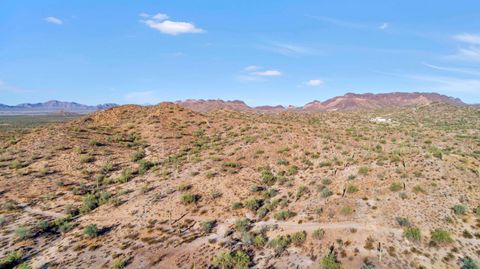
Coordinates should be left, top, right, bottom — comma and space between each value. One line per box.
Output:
1, 0, 479, 106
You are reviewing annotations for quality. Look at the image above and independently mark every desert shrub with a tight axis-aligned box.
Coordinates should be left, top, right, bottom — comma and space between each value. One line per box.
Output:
287, 165, 298, 176
15, 226, 30, 240
232, 202, 243, 210
18, 262, 31, 269
291, 231, 307, 246
201, 220, 216, 234
321, 178, 332, 185
296, 185, 309, 199
180, 193, 200, 204
358, 166, 369, 175
277, 159, 289, 165
313, 228, 325, 240
253, 234, 268, 248
461, 257, 479, 269
80, 194, 98, 214
112, 258, 127, 269
235, 218, 250, 232
347, 185, 359, 193
268, 235, 291, 253
476, 206, 480, 217
89, 139, 102, 146
0, 250, 22, 268
212, 250, 250, 269
274, 210, 295, 221
320, 254, 341, 269
244, 198, 263, 212
80, 154, 95, 163
320, 187, 333, 198
37, 219, 51, 232
389, 182, 402, 192
412, 185, 426, 194
58, 221, 73, 234
395, 217, 410, 227
3, 200, 18, 211
138, 160, 154, 174
261, 169, 276, 186
98, 191, 111, 205
116, 169, 133, 183
223, 162, 240, 168
131, 149, 145, 162
340, 206, 353, 215
84, 224, 99, 238
430, 229, 453, 244
404, 226, 421, 241
177, 183, 192, 191
453, 204, 467, 215
361, 262, 376, 269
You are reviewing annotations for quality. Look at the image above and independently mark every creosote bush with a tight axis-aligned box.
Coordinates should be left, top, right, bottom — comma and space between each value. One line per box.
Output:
212, 250, 250, 269
404, 226, 421, 242
84, 224, 99, 238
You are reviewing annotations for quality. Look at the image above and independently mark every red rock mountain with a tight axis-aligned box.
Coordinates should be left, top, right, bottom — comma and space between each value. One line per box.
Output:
176, 92, 464, 112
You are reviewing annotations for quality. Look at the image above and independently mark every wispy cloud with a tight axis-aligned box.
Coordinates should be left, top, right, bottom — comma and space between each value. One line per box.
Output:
305, 79, 324, 86
44, 16, 63, 25
447, 46, 480, 62
140, 12, 204, 35
422, 62, 480, 76
258, 42, 313, 56
379, 22, 389, 30
307, 15, 366, 29
453, 33, 480, 45
408, 74, 480, 93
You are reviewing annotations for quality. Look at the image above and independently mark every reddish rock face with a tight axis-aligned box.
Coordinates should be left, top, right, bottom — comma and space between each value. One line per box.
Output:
176, 92, 464, 112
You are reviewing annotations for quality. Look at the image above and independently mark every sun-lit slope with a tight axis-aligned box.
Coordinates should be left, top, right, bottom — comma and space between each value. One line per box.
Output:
0, 103, 479, 269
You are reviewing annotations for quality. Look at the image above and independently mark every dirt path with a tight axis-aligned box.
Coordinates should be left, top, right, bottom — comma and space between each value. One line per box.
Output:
21, 204, 64, 218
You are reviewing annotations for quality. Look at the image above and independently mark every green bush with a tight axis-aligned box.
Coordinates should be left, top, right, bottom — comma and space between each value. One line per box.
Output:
80, 194, 98, 214
116, 169, 133, 183
430, 229, 453, 244
0, 250, 22, 268
274, 210, 295, 221
461, 257, 479, 269
112, 258, 127, 269
261, 169, 276, 186
320, 254, 341, 269
84, 224, 99, 238
131, 149, 146, 162
389, 182, 402, 192
268, 235, 291, 253
395, 217, 410, 227
404, 226, 421, 241
320, 188, 333, 198
180, 193, 200, 204
244, 198, 263, 212
453, 204, 467, 215
234, 218, 250, 232
358, 166, 369, 175
15, 226, 30, 240
346, 185, 359, 193
253, 234, 268, 248
313, 229, 325, 240
212, 250, 250, 269
291, 231, 307, 246
138, 160, 154, 174
201, 220, 216, 234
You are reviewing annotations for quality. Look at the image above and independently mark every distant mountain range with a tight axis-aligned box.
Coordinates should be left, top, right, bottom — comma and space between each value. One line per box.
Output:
176, 92, 465, 112
0, 92, 465, 115
0, 100, 117, 115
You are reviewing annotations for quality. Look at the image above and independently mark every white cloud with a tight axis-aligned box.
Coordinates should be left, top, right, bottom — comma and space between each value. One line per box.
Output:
244, 65, 262, 72
139, 13, 150, 18
379, 22, 389, 30
252, 70, 282, 77
140, 12, 204, 35
44, 16, 63, 25
454, 33, 480, 45
305, 79, 324, 86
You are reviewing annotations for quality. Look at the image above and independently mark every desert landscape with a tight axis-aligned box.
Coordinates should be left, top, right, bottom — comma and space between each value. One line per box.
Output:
0, 93, 479, 269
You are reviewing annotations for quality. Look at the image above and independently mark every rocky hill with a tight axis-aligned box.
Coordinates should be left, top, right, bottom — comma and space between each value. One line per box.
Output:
0, 102, 478, 269
0, 100, 117, 115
